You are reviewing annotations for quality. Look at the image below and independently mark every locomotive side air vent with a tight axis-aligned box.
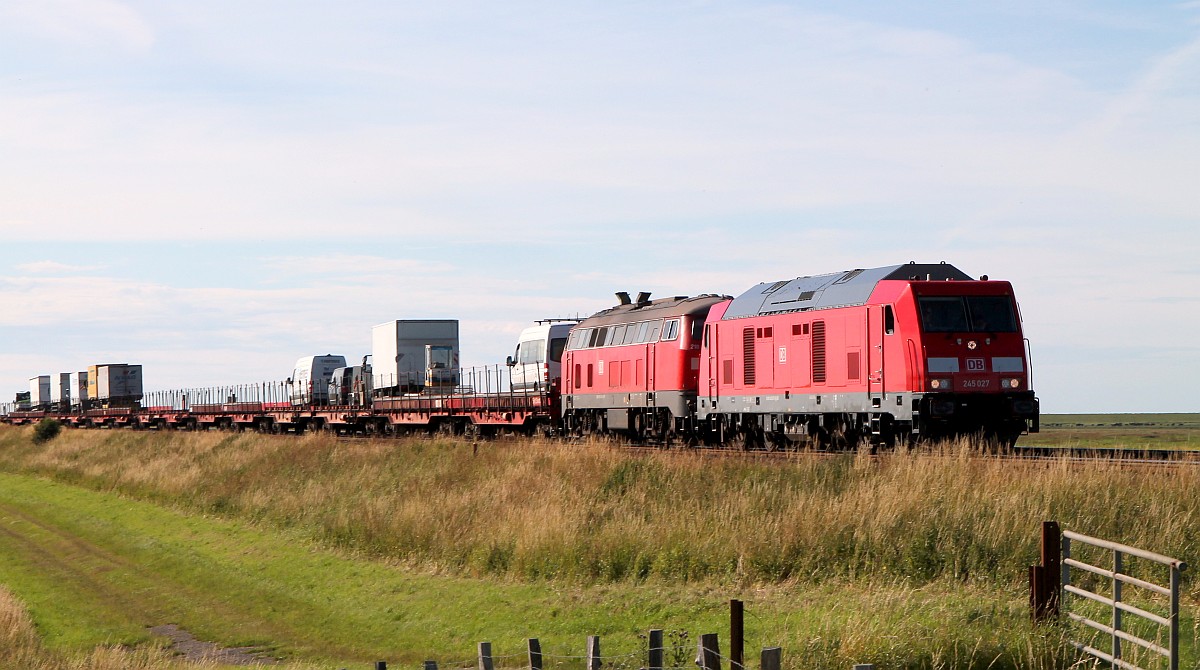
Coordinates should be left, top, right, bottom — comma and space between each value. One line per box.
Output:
742, 327, 756, 386
615, 291, 631, 305
635, 291, 652, 305
812, 320, 827, 384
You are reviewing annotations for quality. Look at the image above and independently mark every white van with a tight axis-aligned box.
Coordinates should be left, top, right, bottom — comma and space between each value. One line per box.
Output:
507, 320, 576, 392
291, 354, 347, 405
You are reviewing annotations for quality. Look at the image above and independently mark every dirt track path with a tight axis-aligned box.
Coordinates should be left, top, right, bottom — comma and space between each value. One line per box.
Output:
0, 495, 278, 665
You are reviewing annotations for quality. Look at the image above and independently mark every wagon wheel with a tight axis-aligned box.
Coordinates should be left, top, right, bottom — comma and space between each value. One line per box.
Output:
463, 421, 480, 440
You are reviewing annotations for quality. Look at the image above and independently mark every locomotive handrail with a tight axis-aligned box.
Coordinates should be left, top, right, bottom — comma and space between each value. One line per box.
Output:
1024, 337, 1035, 391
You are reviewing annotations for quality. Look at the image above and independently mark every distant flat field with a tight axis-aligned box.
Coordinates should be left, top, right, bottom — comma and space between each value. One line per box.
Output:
1020, 413, 1200, 449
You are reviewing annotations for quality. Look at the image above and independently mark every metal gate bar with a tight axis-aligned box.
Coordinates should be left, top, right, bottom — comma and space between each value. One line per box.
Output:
1061, 529, 1186, 670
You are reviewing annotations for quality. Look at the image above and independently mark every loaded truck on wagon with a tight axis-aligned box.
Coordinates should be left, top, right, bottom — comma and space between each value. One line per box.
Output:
371, 320, 459, 395
87, 364, 143, 407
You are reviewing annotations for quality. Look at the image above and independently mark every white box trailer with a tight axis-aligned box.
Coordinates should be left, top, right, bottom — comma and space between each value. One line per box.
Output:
29, 376, 51, 407
49, 373, 72, 405
88, 364, 143, 403
69, 371, 89, 408
372, 320, 459, 394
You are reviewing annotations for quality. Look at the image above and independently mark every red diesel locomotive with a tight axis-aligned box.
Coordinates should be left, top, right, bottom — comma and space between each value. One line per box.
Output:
562, 292, 729, 441
564, 262, 1039, 448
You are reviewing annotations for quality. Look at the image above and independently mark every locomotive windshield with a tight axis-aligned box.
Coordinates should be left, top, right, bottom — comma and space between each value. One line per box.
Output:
919, 296, 1018, 333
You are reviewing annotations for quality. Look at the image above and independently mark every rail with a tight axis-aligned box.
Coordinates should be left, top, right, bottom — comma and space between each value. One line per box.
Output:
1061, 529, 1187, 670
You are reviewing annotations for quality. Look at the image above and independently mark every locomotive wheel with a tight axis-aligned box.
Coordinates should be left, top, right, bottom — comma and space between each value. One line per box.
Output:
829, 425, 854, 451
629, 413, 644, 443
724, 421, 763, 451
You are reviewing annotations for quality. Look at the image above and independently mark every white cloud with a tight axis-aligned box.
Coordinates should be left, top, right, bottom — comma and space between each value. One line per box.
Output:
0, 0, 154, 52
13, 260, 106, 274
1, 2, 1198, 413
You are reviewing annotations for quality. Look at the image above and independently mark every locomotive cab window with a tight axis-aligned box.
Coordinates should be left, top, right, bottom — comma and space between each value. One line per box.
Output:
884, 305, 895, 335
647, 320, 662, 342
966, 296, 1018, 333
919, 296, 1018, 333
661, 319, 680, 341
918, 297, 969, 333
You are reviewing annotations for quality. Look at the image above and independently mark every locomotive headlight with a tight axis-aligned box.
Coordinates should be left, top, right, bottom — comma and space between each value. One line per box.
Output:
1003, 378, 1021, 389
930, 378, 951, 390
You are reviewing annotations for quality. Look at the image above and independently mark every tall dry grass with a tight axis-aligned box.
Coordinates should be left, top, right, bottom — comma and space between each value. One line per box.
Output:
1, 426, 1196, 592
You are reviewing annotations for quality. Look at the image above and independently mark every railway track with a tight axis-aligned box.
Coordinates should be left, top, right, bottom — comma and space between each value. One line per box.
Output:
615, 439, 1200, 465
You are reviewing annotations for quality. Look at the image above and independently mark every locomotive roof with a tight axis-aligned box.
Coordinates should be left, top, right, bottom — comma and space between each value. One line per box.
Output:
723, 262, 972, 319
579, 294, 730, 327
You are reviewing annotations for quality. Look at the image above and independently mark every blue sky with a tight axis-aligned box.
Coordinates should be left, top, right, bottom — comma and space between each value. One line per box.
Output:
1, 1, 1198, 413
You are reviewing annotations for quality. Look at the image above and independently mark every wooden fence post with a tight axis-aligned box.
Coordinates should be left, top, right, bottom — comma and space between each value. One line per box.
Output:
1042, 520, 1061, 617
528, 638, 543, 670
587, 635, 602, 670
479, 642, 494, 670
760, 648, 781, 670
730, 600, 744, 670
648, 629, 664, 670
697, 633, 721, 670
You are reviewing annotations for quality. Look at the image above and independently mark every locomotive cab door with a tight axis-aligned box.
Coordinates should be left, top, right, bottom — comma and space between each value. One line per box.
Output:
705, 324, 717, 405
867, 305, 886, 406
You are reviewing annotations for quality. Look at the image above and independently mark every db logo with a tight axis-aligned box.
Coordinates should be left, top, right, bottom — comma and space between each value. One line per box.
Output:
966, 358, 986, 372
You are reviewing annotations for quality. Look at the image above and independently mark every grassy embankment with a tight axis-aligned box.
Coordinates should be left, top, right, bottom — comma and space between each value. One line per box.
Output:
1, 423, 1197, 668
1020, 413, 1200, 449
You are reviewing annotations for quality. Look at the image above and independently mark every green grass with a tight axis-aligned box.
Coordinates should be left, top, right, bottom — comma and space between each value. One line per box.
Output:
1040, 414, 1200, 428
2, 422, 1198, 668
0, 470, 1080, 669
1022, 414, 1200, 449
